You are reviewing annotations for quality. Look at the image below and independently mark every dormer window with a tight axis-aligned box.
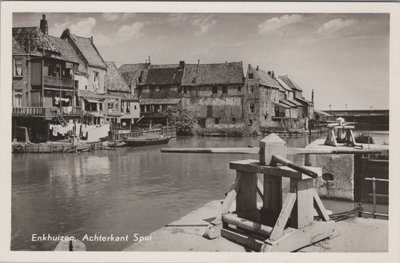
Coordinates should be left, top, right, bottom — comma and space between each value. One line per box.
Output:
248, 73, 253, 79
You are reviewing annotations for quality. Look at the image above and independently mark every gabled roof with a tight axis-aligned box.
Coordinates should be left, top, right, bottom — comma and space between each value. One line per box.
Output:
247, 65, 281, 89
144, 64, 184, 86
12, 27, 59, 55
62, 31, 107, 69
276, 77, 293, 92
278, 75, 303, 92
119, 63, 150, 86
182, 62, 244, 86
105, 61, 131, 93
46, 35, 80, 64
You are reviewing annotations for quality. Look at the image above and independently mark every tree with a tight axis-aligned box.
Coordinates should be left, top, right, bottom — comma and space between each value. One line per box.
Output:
163, 108, 196, 136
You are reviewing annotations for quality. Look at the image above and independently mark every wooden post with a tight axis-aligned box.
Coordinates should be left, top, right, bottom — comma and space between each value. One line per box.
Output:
259, 134, 286, 226
236, 170, 258, 222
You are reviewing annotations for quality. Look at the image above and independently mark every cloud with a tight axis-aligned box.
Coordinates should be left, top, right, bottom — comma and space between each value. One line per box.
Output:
191, 16, 217, 35
317, 18, 358, 36
52, 17, 96, 37
116, 22, 145, 38
258, 14, 303, 34
166, 14, 217, 36
102, 13, 132, 22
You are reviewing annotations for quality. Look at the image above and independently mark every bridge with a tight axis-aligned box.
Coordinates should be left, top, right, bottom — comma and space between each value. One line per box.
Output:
322, 109, 389, 130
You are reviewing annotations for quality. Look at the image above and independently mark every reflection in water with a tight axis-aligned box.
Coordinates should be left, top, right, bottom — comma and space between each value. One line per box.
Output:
12, 134, 377, 251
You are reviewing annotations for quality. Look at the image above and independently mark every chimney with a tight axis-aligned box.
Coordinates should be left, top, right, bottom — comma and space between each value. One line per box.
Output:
196, 59, 200, 73
148, 55, 151, 64
312, 89, 314, 103
179, 60, 185, 69
268, 70, 275, 78
256, 66, 259, 71
40, 14, 48, 35
90, 36, 94, 43
65, 28, 70, 35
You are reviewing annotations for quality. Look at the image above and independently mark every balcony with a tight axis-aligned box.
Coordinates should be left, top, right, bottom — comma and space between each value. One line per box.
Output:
43, 76, 75, 88
13, 106, 82, 117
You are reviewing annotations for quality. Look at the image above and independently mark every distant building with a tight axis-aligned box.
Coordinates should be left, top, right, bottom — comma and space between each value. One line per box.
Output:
60, 27, 108, 124
104, 61, 140, 127
118, 63, 150, 97
180, 61, 245, 130
12, 15, 81, 142
244, 65, 281, 133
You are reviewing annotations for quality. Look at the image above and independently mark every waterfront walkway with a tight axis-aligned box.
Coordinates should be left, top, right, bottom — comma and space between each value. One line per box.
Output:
124, 200, 388, 252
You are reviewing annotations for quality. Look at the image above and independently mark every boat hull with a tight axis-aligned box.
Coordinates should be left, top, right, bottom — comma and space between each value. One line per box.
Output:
124, 136, 172, 147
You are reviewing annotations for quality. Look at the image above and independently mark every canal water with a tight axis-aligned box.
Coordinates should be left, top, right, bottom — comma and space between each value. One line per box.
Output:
11, 133, 387, 251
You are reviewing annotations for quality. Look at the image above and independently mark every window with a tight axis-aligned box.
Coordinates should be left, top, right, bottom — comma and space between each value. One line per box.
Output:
127, 102, 131, 113
14, 59, 23, 77
248, 73, 253, 79
75, 80, 79, 88
232, 117, 236, 123
14, 91, 22, 107
215, 118, 220, 124
85, 85, 88, 90
207, 106, 212, 117
222, 86, 228, 94
94, 71, 99, 82
250, 85, 255, 93
249, 119, 253, 126
237, 86, 242, 92
250, 104, 255, 113
134, 105, 137, 110
183, 87, 188, 94
212, 87, 218, 94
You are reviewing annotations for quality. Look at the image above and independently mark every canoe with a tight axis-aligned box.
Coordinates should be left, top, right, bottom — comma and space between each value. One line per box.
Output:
124, 134, 172, 147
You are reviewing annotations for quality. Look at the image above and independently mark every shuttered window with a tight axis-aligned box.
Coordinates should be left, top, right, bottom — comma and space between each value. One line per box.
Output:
14, 59, 23, 77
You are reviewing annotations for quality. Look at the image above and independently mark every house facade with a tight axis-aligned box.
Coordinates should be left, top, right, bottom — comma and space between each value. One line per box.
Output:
180, 62, 245, 130
12, 16, 81, 142
104, 61, 140, 128
60, 28, 108, 124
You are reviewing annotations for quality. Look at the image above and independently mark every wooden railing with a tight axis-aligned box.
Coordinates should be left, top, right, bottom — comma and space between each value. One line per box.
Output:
13, 106, 82, 117
43, 76, 75, 88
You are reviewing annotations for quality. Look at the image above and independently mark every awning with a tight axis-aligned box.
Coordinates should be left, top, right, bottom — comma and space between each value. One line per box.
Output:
295, 97, 312, 105
276, 102, 290, 109
84, 98, 102, 103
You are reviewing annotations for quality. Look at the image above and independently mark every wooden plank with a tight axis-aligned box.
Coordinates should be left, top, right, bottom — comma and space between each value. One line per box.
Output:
269, 192, 297, 241
222, 214, 273, 237
230, 159, 322, 179
261, 174, 282, 226
161, 147, 383, 155
203, 175, 241, 239
294, 179, 314, 228
221, 228, 264, 252
263, 221, 336, 252
313, 190, 330, 222
236, 170, 258, 222
161, 147, 259, 154
271, 155, 318, 178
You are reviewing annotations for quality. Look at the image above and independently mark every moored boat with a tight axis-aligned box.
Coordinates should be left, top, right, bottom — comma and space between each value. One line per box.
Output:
124, 133, 172, 147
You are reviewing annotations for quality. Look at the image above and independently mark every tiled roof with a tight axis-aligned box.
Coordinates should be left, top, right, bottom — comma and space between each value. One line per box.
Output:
140, 98, 181, 105
144, 64, 184, 86
67, 33, 106, 68
278, 75, 303, 92
247, 65, 281, 89
46, 35, 80, 64
12, 27, 59, 54
118, 63, 150, 86
12, 37, 25, 54
276, 77, 293, 92
108, 91, 139, 101
182, 62, 244, 86
295, 97, 313, 105
287, 99, 303, 107
105, 61, 131, 92
78, 90, 107, 100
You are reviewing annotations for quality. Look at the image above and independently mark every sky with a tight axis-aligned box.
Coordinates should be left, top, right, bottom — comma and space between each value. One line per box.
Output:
13, 12, 389, 110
